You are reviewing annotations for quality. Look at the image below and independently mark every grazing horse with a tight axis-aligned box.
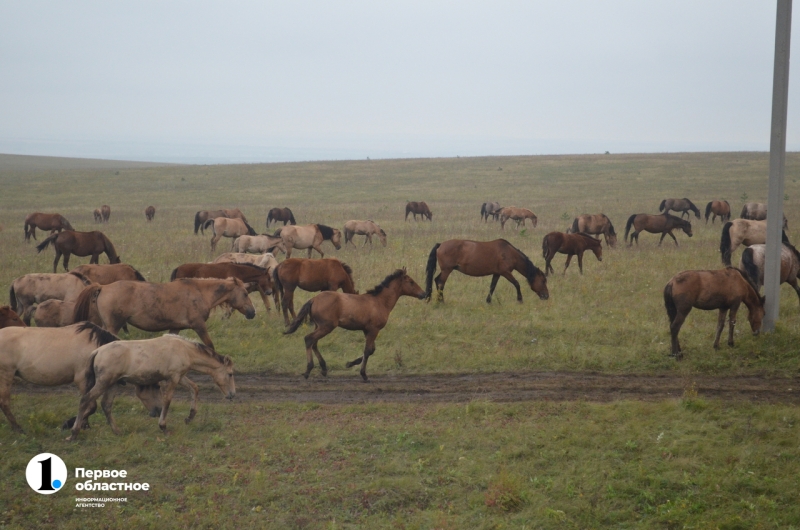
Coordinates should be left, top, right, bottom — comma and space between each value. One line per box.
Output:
213, 252, 279, 273
194, 208, 248, 234
171, 262, 274, 314
739, 243, 800, 307
266, 207, 296, 227
0, 323, 163, 433
273, 258, 357, 325
284, 268, 426, 381
425, 239, 549, 303
203, 217, 258, 251
705, 200, 731, 224
0, 306, 25, 329
9, 271, 92, 325
71, 263, 146, 284
232, 234, 287, 255
480, 202, 502, 221
73, 278, 255, 350
67, 335, 235, 440
624, 213, 692, 247
720, 219, 789, 266
740, 202, 788, 229
542, 232, 603, 275
145, 205, 156, 221
568, 214, 618, 247
343, 220, 387, 248
405, 201, 432, 221
101, 205, 111, 222
659, 198, 701, 219
36, 230, 121, 272
275, 224, 342, 258
23, 212, 73, 242
499, 207, 538, 230
663, 268, 764, 359
93, 209, 102, 223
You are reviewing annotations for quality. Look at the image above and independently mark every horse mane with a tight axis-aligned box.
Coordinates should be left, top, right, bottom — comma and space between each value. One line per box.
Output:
230, 262, 267, 273
340, 261, 355, 282
503, 240, 543, 281
69, 271, 93, 286
131, 266, 147, 281
604, 215, 616, 236
366, 269, 405, 296
316, 224, 335, 240
164, 334, 228, 364
77, 321, 119, 347
730, 266, 762, 301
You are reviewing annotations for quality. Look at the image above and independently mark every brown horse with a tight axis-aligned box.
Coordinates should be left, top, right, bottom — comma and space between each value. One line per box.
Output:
71, 263, 146, 284
0, 306, 26, 329
659, 198, 700, 219
720, 219, 789, 266
405, 201, 432, 221
704, 200, 731, 224
93, 209, 102, 223
203, 217, 258, 251
739, 243, 800, 307
343, 220, 387, 247
425, 239, 549, 303
285, 268, 425, 381
9, 271, 92, 324
480, 201, 503, 221
36, 230, 121, 272
625, 213, 692, 247
23, 212, 74, 242
568, 214, 618, 247
266, 207, 297, 227
145, 205, 156, 221
33, 299, 104, 328
664, 268, 764, 359
499, 207, 538, 230
542, 232, 603, 275
275, 224, 343, 258
101, 205, 111, 222
273, 258, 357, 325
194, 208, 248, 234
171, 262, 274, 314
740, 202, 788, 229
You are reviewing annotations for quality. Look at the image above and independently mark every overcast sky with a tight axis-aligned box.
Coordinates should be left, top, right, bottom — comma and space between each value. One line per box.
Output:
1, 1, 799, 163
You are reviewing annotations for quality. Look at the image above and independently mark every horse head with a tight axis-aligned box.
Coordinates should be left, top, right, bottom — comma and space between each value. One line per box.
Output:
749, 296, 766, 336
398, 268, 426, 299
524, 259, 549, 300
378, 229, 387, 247
680, 220, 693, 238
227, 278, 256, 319
330, 229, 342, 250
211, 356, 236, 400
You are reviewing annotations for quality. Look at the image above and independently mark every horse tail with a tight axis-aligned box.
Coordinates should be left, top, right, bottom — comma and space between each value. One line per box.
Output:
570, 218, 580, 234
542, 234, 550, 260
244, 221, 257, 236
663, 281, 677, 324
624, 214, 636, 242
288, 210, 296, 225
9, 284, 17, 312
284, 299, 313, 334
169, 267, 179, 281
424, 243, 441, 300
740, 204, 748, 219
705, 201, 712, 221
35, 232, 59, 253
266, 211, 273, 227
272, 266, 283, 307
194, 211, 203, 234
782, 229, 791, 245
73, 285, 102, 324
720, 221, 733, 266
740, 247, 761, 288
84, 351, 98, 395
480, 203, 487, 219
659, 199, 666, 212
203, 218, 215, 234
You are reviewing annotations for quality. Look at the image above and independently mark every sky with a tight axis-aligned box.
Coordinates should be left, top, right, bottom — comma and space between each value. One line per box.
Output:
1, 1, 799, 164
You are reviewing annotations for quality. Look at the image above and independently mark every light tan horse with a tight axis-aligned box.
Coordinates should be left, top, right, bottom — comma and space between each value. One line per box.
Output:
73, 278, 255, 350
568, 214, 618, 247
71, 263, 146, 283
9, 272, 92, 325
720, 219, 789, 266
499, 207, 538, 230
194, 208, 248, 234
343, 220, 387, 247
33, 299, 103, 328
739, 243, 800, 306
203, 217, 258, 251
0, 323, 162, 433
232, 234, 287, 254
213, 252, 279, 273
67, 335, 235, 440
275, 224, 342, 258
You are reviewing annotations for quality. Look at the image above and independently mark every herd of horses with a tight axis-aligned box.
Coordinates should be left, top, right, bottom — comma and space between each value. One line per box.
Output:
1, 196, 796, 437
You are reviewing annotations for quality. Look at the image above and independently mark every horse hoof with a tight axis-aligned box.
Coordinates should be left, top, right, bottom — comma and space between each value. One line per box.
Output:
61, 417, 77, 430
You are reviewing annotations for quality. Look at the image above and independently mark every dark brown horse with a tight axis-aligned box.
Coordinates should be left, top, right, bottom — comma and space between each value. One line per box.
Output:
36, 230, 121, 272
101, 205, 111, 222
71, 263, 146, 284
273, 258, 357, 325
405, 201, 432, 221
542, 232, 603, 275
704, 200, 731, 224
266, 207, 297, 227
93, 209, 102, 223
194, 208, 248, 234
145, 205, 156, 221
625, 213, 692, 247
568, 214, 617, 247
23, 212, 74, 242
284, 268, 426, 381
425, 239, 549, 303
0, 306, 26, 329
659, 198, 701, 219
664, 268, 764, 359
171, 262, 275, 314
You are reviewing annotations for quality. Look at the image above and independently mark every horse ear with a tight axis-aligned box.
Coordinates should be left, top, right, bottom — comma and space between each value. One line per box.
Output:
402, 266, 407, 273
224, 356, 233, 367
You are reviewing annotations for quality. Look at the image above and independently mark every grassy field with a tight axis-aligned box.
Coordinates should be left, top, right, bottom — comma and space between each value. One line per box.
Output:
2, 152, 800, 528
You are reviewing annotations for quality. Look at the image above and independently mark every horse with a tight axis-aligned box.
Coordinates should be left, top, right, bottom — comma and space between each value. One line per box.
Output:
740, 202, 788, 229
542, 232, 603, 275
739, 243, 800, 307
405, 201, 432, 221
624, 213, 692, 247
194, 208, 248, 235
213, 252, 279, 273
663, 268, 764, 359
0, 322, 163, 433
232, 234, 287, 255
273, 258, 357, 325
9, 271, 92, 324
67, 334, 235, 440
70, 263, 146, 284
425, 239, 549, 303
568, 214, 618, 247
145, 206, 156, 221
203, 217, 257, 251
101, 205, 111, 222
705, 200, 731, 224
33, 299, 104, 328
659, 198, 701, 219
284, 268, 426, 382
480, 202, 502, 221
343, 220, 387, 248
266, 207, 296, 227
73, 278, 255, 350
0, 306, 25, 329
93, 209, 102, 223
274, 224, 342, 258
171, 262, 274, 314
36, 230, 121, 272
23, 212, 73, 242
720, 219, 790, 266
499, 207, 538, 230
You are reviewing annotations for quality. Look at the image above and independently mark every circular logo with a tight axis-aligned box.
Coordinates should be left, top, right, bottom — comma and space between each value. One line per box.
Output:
26, 453, 67, 494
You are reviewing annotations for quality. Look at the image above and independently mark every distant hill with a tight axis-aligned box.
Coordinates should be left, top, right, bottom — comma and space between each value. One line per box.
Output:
0, 153, 177, 172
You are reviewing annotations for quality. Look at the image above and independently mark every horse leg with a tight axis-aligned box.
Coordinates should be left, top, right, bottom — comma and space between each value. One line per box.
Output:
192, 325, 216, 351
728, 304, 739, 347
282, 288, 296, 326
304, 324, 334, 378
434, 269, 452, 302
669, 310, 688, 359
90, 253, 99, 265
789, 278, 800, 308
258, 288, 271, 313
364, 234, 371, 247
158, 377, 180, 432
658, 233, 667, 246
576, 251, 584, 274
52, 249, 62, 273
563, 254, 574, 275
501, 272, 523, 302
99, 385, 122, 435
181, 376, 199, 424
713, 309, 728, 349
666, 231, 679, 246
312, 342, 327, 377
486, 274, 500, 303
353, 330, 378, 382
211, 234, 220, 251
0, 374, 24, 433
68, 381, 108, 441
